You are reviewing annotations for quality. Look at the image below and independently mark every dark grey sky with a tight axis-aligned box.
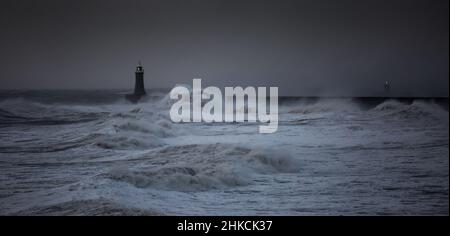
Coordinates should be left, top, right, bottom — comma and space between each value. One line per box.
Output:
0, 0, 448, 96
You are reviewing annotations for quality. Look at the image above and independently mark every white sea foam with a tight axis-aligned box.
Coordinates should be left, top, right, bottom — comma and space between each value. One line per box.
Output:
106, 144, 300, 192
0, 92, 448, 215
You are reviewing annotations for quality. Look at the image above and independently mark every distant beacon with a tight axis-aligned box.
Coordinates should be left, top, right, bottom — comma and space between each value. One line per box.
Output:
384, 80, 391, 97
125, 61, 146, 103
134, 61, 146, 95
384, 80, 390, 92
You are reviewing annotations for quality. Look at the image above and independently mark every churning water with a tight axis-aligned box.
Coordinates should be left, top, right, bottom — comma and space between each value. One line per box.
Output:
0, 90, 448, 215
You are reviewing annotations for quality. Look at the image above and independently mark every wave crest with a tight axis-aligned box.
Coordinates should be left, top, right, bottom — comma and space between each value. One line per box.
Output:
106, 144, 300, 192
372, 100, 448, 120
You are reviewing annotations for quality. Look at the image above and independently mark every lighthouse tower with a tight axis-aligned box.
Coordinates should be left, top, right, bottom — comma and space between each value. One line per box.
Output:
384, 80, 391, 97
134, 61, 146, 95
126, 61, 147, 103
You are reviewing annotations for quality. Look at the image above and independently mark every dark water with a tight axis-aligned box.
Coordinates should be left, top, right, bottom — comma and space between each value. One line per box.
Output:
0, 90, 448, 215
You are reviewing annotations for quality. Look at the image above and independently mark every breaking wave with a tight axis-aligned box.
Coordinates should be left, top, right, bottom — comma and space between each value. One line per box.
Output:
0, 97, 175, 152
0, 98, 107, 127
281, 98, 361, 114
0, 91, 448, 215
10, 198, 160, 216
371, 100, 448, 120
106, 143, 300, 192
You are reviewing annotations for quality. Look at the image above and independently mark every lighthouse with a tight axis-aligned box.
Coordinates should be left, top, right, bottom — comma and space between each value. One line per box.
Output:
134, 62, 146, 95
384, 80, 391, 97
125, 61, 146, 103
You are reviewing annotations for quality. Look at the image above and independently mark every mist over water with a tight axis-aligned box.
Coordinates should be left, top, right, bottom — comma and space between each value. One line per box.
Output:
0, 90, 448, 215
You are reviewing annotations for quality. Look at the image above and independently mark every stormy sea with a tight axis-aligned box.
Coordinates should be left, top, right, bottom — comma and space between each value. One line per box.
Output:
0, 90, 448, 215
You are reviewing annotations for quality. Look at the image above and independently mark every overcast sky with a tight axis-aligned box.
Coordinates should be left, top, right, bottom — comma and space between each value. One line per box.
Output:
0, 0, 448, 96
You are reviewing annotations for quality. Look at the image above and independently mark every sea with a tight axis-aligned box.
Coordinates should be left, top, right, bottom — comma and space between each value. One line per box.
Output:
0, 90, 448, 215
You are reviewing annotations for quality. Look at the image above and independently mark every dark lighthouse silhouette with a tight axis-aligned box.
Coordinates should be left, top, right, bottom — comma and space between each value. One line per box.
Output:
126, 62, 146, 103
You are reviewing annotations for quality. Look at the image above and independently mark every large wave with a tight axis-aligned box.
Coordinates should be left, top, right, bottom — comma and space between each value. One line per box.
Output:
10, 198, 160, 216
281, 98, 361, 115
1, 96, 447, 154
0, 96, 175, 152
371, 100, 448, 120
106, 143, 300, 192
